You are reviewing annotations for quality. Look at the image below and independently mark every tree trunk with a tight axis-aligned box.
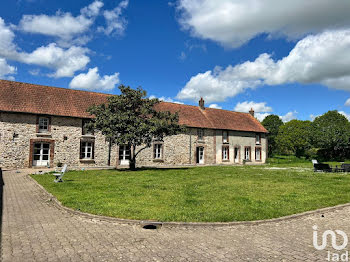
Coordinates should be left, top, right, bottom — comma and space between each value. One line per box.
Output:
129, 158, 136, 170
129, 145, 137, 170
107, 138, 112, 166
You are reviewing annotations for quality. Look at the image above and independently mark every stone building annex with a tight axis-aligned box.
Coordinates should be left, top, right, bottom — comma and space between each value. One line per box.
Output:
0, 80, 268, 169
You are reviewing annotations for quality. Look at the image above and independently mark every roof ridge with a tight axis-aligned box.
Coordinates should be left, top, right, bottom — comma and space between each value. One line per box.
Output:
0, 79, 111, 97
0, 80, 268, 133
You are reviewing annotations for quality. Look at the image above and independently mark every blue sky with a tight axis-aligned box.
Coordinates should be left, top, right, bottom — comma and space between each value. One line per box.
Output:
1, 0, 350, 122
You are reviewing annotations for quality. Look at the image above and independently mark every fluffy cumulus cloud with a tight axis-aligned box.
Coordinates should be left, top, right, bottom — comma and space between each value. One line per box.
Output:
0, 17, 90, 77
254, 113, 271, 122
234, 101, 273, 121
19, 43, 90, 78
208, 104, 221, 109
310, 114, 319, 121
234, 101, 272, 113
177, 29, 350, 102
98, 0, 129, 36
69, 67, 120, 91
339, 111, 350, 121
280, 111, 298, 122
149, 95, 184, 104
177, 0, 350, 48
232, 100, 296, 122
345, 99, 350, 107
0, 58, 16, 79
19, 1, 103, 46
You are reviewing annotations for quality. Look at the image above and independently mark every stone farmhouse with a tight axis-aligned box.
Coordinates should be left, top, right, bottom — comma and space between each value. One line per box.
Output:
0, 80, 268, 169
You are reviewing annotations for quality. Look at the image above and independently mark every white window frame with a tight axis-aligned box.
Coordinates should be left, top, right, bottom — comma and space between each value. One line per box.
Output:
222, 146, 229, 160
255, 147, 262, 161
154, 144, 163, 159
38, 117, 49, 133
197, 129, 204, 141
244, 147, 251, 160
81, 141, 93, 159
256, 134, 261, 145
222, 130, 228, 143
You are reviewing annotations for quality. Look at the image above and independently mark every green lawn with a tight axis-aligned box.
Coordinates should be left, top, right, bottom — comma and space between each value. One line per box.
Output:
31, 163, 350, 222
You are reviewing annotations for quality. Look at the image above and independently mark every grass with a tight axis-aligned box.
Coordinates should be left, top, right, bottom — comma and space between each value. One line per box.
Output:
31, 161, 350, 222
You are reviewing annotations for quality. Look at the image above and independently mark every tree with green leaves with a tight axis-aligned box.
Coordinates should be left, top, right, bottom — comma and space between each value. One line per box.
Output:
275, 120, 312, 157
261, 114, 284, 156
86, 85, 183, 169
311, 110, 350, 160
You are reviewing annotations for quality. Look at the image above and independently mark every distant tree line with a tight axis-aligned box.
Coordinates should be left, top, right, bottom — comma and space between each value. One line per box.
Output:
261, 111, 350, 161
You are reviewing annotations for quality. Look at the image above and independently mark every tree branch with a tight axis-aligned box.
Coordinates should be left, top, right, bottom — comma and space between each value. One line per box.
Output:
135, 144, 151, 157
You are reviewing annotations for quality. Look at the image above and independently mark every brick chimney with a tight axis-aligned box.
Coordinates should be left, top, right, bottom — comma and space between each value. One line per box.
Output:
199, 97, 205, 110
249, 108, 254, 117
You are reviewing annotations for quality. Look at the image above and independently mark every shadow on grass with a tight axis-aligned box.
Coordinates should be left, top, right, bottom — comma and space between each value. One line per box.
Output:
116, 167, 191, 172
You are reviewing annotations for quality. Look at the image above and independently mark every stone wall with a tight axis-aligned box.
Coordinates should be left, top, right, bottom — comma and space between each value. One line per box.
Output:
0, 112, 267, 169
135, 128, 215, 167
215, 130, 267, 165
0, 112, 117, 169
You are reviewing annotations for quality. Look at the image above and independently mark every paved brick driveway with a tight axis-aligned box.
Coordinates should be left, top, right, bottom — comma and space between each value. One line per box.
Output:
1, 169, 350, 262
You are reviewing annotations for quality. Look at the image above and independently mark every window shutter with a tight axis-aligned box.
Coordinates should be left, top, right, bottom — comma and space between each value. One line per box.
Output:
92, 141, 95, 159
227, 147, 229, 159
48, 117, 51, 132
222, 147, 224, 159
80, 140, 83, 159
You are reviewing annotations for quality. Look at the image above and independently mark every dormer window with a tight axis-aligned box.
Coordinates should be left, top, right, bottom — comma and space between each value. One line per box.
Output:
256, 134, 261, 145
38, 117, 49, 133
222, 130, 228, 143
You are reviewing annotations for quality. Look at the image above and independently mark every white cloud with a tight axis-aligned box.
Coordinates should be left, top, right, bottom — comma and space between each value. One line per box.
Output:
0, 18, 17, 57
81, 1, 104, 17
234, 101, 272, 122
0, 58, 16, 80
19, 1, 103, 46
98, 0, 129, 36
177, 29, 350, 102
310, 114, 320, 121
280, 111, 297, 122
149, 95, 184, 104
255, 113, 271, 122
69, 67, 120, 91
20, 43, 90, 78
208, 104, 222, 109
339, 111, 350, 121
234, 101, 272, 113
0, 18, 90, 77
179, 51, 187, 61
345, 98, 350, 107
29, 69, 40, 76
177, 0, 350, 47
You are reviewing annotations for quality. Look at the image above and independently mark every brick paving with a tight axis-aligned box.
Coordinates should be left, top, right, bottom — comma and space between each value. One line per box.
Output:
1, 169, 350, 261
